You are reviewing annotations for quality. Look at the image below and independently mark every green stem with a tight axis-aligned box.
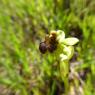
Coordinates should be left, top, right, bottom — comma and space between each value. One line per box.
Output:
60, 61, 69, 95
51, 80, 56, 95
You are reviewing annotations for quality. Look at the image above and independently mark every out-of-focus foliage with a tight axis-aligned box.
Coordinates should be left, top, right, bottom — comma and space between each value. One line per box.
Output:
0, 0, 95, 95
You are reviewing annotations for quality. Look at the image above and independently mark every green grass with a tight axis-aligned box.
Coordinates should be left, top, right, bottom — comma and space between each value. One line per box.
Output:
0, 0, 95, 95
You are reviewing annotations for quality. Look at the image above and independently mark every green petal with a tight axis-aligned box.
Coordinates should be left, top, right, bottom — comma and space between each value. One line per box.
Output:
60, 54, 68, 61
63, 46, 74, 60
57, 30, 65, 43
63, 38, 79, 45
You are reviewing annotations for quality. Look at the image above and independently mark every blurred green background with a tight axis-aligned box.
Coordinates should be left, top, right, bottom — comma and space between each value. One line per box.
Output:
0, 0, 95, 95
